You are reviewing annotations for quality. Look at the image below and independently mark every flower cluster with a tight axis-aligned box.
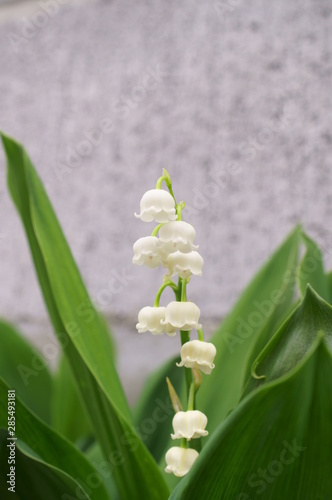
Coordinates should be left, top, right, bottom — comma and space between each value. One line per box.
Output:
133, 170, 217, 477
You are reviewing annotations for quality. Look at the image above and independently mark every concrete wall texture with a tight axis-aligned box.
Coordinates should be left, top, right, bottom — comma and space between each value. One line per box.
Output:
0, 0, 331, 402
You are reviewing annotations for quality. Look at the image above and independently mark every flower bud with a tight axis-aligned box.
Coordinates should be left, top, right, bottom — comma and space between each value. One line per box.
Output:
171, 410, 208, 440
136, 306, 176, 335
165, 447, 199, 477
132, 236, 164, 268
177, 340, 216, 374
158, 221, 198, 253
166, 251, 203, 279
135, 189, 177, 223
161, 301, 202, 331
166, 377, 183, 413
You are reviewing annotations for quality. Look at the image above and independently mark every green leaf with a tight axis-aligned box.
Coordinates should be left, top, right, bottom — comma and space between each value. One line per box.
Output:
196, 226, 301, 433
326, 270, 332, 301
242, 298, 300, 389
296, 230, 329, 301
243, 230, 329, 389
0, 377, 108, 500
133, 355, 182, 464
0, 320, 52, 425
52, 355, 92, 444
0, 430, 91, 500
246, 285, 332, 393
2, 133, 169, 499
170, 338, 332, 499
86, 443, 118, 499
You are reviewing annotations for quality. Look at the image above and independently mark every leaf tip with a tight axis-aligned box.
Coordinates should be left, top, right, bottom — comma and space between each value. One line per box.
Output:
317, 329, 325, 341
251, 362, 266, 381
166, 376, 183, 413
304, 283, 321, 302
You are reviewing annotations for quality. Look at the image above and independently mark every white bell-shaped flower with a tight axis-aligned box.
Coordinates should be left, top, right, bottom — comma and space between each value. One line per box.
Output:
135, 189, 177, 223
161, 301, 202, 331
171, 411, 208, 440
136, 306, 176, 336
166, 251, 203, 279
177, 340, 217, 374
158, 221, 198, 254
132, 236, 164, 268
165, 447, 199, 477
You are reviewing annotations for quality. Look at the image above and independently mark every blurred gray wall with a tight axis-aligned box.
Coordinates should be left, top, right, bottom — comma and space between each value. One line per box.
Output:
0, 0, 331, 402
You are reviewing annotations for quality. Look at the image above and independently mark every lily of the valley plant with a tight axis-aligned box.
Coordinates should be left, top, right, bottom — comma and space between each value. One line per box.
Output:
0, 133, 331, 500
133, 170, 216, 477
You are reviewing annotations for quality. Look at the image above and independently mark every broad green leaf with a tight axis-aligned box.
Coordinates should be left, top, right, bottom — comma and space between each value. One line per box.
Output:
170, 338, 332, 499
52, 355, 91, 444
246, 285, 332, 394
0, 377, 107, 500
327, 270, 332, 301
86, 443, 118, 499
243, 230, 328, 389
0, 434, 91, 500
296, 230, 329, 301
2, 133, 169, 499
133, 355, 182, 464
196, 226, 301, 434
0, 320, 52, 424
242, 298, 300, 386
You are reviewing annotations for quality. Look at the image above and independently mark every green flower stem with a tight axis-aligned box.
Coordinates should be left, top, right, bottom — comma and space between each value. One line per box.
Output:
154, 281, 178, 307
156, 175, 169, 189
180, 438, 188, 449
151, 223, 164, 236
155, 169, 185, 221
181, 278, 187, 301
180, 329, 192, 396
187, 380, 195, 411
176, 201, 185, 221
177, 278, 193, 404
156, 169, 176, 201
197, 328, 205, 341
187, 379, 202, 453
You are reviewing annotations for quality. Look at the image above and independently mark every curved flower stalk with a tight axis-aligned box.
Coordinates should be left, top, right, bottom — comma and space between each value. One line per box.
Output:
133, 169, 217, 477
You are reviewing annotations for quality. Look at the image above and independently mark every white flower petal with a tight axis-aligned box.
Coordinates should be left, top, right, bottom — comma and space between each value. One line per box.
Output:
171, 411, 208, 440
161, 301, 202, 331
135, 189, 177, 223
132, 236, 164, 268
167, 251, 203, 279
177, 340, 216, 374
165, 447, 199, 477
158, 221, 198, 253
136, 306, 176, 335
